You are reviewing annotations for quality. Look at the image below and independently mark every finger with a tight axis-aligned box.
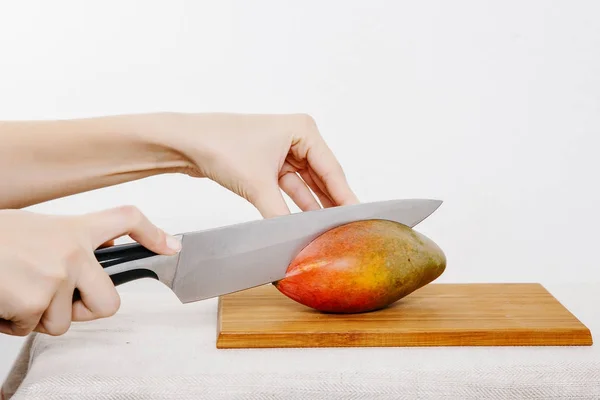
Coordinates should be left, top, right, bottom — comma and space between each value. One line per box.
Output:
279, 171, 321, 212
0, 319, 22, 336
246, 180, 291, 218
0, 299, 49, 336
0, 271, 53, 336
307, 166, 335, 206
307, 139, 359, 206
72, 256, 120, 322
79, 205, 181, 254
35, 279, 75, 336
300, 168, 335, 208
0, 319, 12, 335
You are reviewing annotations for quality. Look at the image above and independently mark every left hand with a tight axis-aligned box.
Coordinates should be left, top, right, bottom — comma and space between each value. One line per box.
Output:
167, 113, 359, 218
0, 112, 358, 218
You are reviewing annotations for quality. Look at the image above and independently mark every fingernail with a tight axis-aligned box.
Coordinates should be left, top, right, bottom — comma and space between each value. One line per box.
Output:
166, 234, 182, 253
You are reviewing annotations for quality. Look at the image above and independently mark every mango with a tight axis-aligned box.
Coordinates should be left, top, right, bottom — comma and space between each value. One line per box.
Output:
273, 219, 446, 313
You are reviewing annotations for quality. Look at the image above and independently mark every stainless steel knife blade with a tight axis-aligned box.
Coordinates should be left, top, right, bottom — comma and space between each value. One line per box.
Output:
169, 198, 442, 303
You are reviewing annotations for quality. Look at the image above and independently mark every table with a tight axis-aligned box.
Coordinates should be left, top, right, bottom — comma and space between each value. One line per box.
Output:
3, 280, 599, 399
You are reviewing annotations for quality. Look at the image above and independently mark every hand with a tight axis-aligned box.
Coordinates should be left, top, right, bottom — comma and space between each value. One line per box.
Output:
1, 113, 358, 217
170, 113, 359, 218
0, 206, 180, 336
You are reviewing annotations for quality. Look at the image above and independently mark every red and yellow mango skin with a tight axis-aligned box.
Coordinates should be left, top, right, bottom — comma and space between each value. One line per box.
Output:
273, 219, 446, 313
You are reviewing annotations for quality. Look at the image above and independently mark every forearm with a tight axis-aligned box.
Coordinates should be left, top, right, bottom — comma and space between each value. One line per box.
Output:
0, 113, 191, 209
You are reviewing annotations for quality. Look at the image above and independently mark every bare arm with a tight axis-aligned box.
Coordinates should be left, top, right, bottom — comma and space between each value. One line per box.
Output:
0, 113, 191, 209
0, 111, 359, 337
0, 112, 357, 215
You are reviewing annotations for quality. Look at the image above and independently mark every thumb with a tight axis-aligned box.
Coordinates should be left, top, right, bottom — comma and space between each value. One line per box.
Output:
70, 205, 181, 322
79, 205, 181, 254
247, 181, 291, 219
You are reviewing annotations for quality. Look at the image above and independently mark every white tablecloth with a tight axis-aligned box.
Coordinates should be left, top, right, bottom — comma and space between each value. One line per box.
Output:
3, 280, 599, 399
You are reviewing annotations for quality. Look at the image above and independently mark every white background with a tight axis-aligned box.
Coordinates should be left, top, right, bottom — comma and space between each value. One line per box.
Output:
1, 0, 599, 382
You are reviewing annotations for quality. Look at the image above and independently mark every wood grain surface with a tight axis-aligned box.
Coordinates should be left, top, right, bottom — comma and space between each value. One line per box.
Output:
216, 283, 592, 348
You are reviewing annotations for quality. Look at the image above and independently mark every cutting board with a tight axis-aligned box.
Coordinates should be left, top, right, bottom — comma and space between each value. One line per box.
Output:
216, 283, 592, 348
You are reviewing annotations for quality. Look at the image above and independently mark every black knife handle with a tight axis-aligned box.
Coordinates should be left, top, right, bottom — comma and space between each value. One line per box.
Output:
94, 242, 157, 268
72, 242, 160, 302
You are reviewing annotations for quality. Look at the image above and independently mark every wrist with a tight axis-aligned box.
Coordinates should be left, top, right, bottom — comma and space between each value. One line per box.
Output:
141, 112, 215, 177
110, 112, 195, 174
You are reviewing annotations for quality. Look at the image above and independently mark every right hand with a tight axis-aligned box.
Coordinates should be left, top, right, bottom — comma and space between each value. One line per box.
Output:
0, 206, 181, 337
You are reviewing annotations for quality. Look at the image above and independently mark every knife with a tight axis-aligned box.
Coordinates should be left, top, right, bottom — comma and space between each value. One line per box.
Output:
90, 198, 442, 303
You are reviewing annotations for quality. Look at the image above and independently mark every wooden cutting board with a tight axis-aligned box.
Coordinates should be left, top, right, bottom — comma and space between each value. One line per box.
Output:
216, 283, 592, 348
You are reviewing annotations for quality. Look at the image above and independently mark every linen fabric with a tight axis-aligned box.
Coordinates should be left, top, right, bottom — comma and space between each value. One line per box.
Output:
3, 280, 599, 399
